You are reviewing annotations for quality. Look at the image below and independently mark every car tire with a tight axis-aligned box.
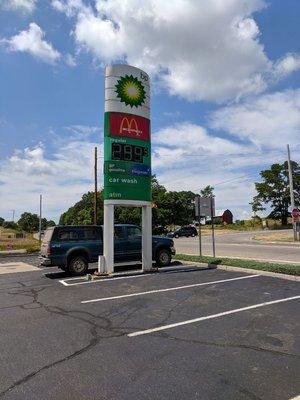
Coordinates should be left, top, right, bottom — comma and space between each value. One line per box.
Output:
68, 255, 88, 276
155, 248, 171, 267
191, 233, 195, 237
174, 234, 179, 238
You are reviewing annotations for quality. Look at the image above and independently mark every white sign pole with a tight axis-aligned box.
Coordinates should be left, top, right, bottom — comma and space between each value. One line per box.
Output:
103, 203, 114, 274
142, 204, 152, 271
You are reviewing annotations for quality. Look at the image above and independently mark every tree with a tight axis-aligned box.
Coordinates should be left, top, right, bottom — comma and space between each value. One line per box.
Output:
249, 197, 265, 216
252, 161, 300, 225
2, 221, 18, 230
18, 212, 39, 232
59, 191, 104, 225
200, 185, 214, 197
41, 218, 56, 230
0, 217, 4, 226
59, 176, 198, 229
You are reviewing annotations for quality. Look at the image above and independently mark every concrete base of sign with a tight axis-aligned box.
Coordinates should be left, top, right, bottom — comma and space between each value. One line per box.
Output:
103, 200, 152, 274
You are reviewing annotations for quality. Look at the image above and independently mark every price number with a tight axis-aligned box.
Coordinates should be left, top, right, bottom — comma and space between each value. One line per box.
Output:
111, 143, 148, 163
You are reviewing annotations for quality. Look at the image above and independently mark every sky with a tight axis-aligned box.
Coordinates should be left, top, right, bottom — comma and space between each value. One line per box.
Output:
0, 0, 300, 222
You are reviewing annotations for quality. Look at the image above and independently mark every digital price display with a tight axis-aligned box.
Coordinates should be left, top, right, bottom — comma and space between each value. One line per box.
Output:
111, 143, 148, 163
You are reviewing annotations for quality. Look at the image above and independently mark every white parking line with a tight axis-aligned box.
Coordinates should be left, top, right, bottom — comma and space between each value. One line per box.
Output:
81, 274, 259, 304
59, 264, 203, 286
60, 273, 155, 287
128, 295, 300, 337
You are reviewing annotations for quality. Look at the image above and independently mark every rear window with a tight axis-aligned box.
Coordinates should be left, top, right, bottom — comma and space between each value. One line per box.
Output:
57, 227, 102, 241
82, 227, 99, 240
42, 228, 54, 243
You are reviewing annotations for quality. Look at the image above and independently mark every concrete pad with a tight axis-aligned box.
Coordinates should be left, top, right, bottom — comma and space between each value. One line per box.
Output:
0, 261, 39, 274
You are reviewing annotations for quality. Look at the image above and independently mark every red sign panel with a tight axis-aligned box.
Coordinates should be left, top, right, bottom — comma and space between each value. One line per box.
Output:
109, 112, 150, 141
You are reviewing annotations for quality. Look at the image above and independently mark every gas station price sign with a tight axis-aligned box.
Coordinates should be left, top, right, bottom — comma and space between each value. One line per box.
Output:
104, 65, 151, 202
111, 142, 148, 163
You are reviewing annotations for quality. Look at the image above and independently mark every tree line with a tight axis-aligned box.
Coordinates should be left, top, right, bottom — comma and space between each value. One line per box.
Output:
0, 213, 55, 233
60, 160, 300, 229
59, 178, 213, 232
2, 161, 298, 232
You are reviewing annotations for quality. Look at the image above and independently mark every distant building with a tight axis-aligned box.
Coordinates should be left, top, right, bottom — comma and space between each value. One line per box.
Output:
222, 209, 233, 225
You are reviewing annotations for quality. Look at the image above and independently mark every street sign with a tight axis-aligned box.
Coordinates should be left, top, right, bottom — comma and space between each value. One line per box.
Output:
195, 195, 215, 217
292, 208, 300, 223
195, 195, 216, 258
104, 65, 151, 202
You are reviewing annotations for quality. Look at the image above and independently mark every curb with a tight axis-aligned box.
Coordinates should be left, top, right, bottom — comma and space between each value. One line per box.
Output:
173, 259, 300, 282
175, 253, 300, 265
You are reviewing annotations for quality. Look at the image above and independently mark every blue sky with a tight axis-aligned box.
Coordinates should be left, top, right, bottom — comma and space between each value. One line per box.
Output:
1, 0, 300, 222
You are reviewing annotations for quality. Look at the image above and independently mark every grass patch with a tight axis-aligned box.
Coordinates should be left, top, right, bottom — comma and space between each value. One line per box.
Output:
253, 232, 297, 243
0, 230, 40, 253
175, 254, 300, 276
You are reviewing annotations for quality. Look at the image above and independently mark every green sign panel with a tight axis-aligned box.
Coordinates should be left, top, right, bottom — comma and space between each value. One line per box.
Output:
104, 65, 151, 202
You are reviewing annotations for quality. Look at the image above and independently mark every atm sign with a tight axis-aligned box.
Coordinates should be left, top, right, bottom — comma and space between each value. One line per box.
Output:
109, 112, 150, 141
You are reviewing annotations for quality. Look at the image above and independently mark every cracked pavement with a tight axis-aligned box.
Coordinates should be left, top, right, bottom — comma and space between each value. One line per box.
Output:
0, 264, 299, 400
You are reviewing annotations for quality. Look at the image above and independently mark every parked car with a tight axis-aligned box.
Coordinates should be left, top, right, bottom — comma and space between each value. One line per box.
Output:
167, 226, 198, 238
40, 224, 175, 275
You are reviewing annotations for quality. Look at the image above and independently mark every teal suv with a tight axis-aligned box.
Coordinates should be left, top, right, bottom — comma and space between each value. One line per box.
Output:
40, 224, 175, 275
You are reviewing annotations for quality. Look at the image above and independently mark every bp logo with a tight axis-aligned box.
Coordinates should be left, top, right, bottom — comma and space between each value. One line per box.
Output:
115, 75, 146, 108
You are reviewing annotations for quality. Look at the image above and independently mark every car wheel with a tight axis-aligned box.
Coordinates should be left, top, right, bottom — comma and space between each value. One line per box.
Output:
68, 256, 88, 276
155, 248, 171, 267
191, 233, 195, 237
174, 234, 179, 238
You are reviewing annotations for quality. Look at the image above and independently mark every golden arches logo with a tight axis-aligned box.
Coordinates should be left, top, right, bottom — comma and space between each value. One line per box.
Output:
119, 117, 142, 136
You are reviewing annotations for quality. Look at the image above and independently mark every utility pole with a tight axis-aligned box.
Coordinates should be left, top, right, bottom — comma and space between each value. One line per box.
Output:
198, 196, 202, 257
287, 144, 297, 241
94, 147, 98, 225
39, 194, 42, 242
210, 196, 216, 257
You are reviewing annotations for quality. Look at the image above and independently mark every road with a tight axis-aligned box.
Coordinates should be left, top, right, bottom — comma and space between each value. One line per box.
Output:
174, 230, 300, 263
0, 262, 299, 399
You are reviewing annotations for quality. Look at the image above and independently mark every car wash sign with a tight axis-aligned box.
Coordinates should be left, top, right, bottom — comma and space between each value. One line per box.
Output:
104, 65, 151, 202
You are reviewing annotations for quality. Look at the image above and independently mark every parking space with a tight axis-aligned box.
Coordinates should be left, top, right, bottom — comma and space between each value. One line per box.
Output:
0, 263, 299, 399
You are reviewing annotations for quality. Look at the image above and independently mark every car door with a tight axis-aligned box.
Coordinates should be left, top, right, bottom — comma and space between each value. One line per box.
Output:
114, 226, 129, 261
125, 226, 142, 261
81, 227, 103, 262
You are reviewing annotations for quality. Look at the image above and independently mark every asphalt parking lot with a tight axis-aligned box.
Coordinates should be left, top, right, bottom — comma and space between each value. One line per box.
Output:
0, 261, 299, 400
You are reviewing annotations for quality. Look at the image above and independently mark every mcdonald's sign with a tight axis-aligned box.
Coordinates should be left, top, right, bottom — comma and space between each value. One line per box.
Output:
109, 112, 150, 141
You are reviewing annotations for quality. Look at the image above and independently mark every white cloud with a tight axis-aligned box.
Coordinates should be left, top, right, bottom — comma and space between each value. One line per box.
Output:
149, 120, 296, 219
0, 132, 103, 222
272, 54, 300, 80
51, 0, 85, 14
0, 117, 294, 221
65, 53, 77, 67
1, 0, 37, 13
52, 0, 300, 102
3, 23, 61, 64
210, 88, 300, 149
